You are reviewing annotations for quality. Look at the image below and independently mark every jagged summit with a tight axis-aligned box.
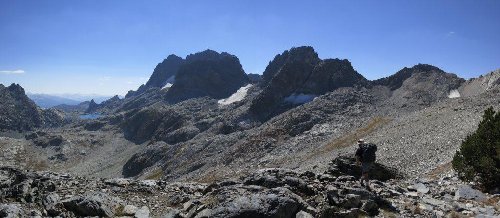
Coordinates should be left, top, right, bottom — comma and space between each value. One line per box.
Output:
185, 49, 237, 62
250, 46, 367, 119
261, 46, 320, 86
1, 48, 500, 217
165, 49, 249, 103
126, 49, 250, 103
144, 54, 184, 88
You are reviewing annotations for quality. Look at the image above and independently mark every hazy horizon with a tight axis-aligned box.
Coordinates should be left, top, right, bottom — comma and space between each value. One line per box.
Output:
1, 0, 499, 96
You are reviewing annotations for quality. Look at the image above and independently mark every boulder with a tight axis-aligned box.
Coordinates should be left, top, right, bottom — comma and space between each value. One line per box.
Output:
454, 185, 487, 201
295, 210, 314, 218
327, 156, 400, 181
0, 204, 21, 218
197, 186, 303, 218
413, 183, 430, 194
60, 192, 122, 217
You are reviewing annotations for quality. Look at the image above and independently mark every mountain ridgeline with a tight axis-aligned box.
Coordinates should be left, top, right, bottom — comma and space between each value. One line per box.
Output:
1, 46, 500, 217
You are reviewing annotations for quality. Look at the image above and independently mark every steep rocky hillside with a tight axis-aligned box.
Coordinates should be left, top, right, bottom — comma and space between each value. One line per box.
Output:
0, 84, 63, 132
373, 64, 464, 111
459, 69, 500, 97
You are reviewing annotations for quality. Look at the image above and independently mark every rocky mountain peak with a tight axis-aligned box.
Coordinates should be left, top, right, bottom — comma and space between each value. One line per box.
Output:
411, 63, 444, 73
261, 46, 320, 86
164, 50, 249, 103
125, 55, 184, 98
85, 99, 99, 113
7, 83, 25, 94
373, 64, 448, 91
250, 46, 366, 119
0, 84, 62, 131
299, 58, 368, 94
185, 49, 236, 62
375, 64, 465, 109
143, 54, 184, 89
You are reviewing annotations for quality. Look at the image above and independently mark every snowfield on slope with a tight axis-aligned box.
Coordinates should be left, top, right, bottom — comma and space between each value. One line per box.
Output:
218, 84, 253, 105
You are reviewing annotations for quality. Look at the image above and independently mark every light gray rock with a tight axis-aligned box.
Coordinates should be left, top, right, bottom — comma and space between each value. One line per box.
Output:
135, 206, 150, 218
454, 185, 487, 201
104, 178, 131, 187
122, 205, 138, 216
422, 197, 446, 209
0, 204, 21, 218
296, 210, 314, 218
413, 183, 429, 194
160, 207, 181, 218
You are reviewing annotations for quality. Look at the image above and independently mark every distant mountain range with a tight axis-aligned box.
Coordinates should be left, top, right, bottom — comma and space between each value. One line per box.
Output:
27, 93, 114, 108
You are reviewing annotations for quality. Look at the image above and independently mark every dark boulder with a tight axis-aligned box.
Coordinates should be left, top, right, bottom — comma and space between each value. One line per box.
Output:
326, 156, 401, 181
60, 192, 122, 217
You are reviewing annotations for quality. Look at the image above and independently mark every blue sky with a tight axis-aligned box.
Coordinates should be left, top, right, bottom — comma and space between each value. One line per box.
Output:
1, 0, 499, 95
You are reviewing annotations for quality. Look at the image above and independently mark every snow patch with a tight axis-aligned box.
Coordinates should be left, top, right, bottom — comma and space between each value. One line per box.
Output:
448, 89, 461, 98
218, 84, 253, 105
161, 76, 176, 89
284, 93, 317, 104
162, 83, 173, 89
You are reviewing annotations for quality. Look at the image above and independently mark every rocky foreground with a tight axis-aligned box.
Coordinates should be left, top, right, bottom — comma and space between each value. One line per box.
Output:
1, 158, 498, 218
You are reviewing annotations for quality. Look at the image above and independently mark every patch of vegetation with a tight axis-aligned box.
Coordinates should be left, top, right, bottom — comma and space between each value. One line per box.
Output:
452, 107, 500, 192
27, 159, 48, 171
306, 116, 390, 160
145, 168, 164, 180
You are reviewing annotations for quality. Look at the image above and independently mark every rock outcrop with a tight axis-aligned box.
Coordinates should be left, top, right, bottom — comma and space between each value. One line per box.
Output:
85, 99, 99, 114
165, 50, 250, 103
127, 55, 185, 98
459, 69, 500, 97
250, 46, 368, 119
0, 84, 62, 131
374, 64, 465, 109
1, 157, 498, 217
